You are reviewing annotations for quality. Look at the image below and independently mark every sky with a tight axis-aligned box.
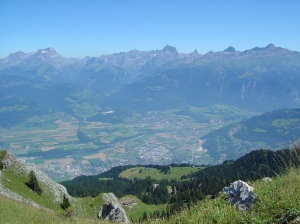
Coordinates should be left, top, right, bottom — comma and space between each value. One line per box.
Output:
0, 0, 300, 59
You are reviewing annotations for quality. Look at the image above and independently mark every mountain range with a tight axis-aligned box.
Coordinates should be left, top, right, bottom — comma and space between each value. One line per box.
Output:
1, 44, 300, 113
1, 44, 300, 165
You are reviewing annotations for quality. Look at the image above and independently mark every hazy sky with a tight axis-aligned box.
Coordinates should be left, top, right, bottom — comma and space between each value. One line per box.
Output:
1, 0, 299, 58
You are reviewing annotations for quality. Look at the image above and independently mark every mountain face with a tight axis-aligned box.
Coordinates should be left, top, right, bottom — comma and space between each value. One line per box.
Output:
202, 108, 300, 161
0, 47, 78, 70
105, 45, 300, 112
1, 44, 300, 125
0, 45, 200, 95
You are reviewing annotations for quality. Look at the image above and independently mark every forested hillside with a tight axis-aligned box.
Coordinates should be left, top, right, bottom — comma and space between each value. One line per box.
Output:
203, 108, 300, 160
62, 147, 300, 217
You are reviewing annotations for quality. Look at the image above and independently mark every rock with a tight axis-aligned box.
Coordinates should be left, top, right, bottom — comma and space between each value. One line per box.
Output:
1, 150, 17, 169
98, 193, 129, 224
223, 180, 256, 212
294, 216, 300, 224
262, 177, 272, 182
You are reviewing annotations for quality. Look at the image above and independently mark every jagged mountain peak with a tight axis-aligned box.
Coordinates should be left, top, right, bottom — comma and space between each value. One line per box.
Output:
251, 43, 278, 51
266, 43, 275, 49
163, 45, 178, 53
224, 46, 236, 52
34, 47, 59, 56
6, 51, 27, 60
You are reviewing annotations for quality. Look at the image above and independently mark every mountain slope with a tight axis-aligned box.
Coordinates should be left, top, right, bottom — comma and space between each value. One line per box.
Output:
104, 45, 300, 112
0, 47, 78, 70
202, 108, 300, 161
0, 150, 104, 219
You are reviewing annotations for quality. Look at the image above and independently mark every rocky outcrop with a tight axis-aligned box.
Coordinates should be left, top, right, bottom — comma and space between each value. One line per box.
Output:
98, 193, 129, 224
223, 180, 256, 212
0, 150, 72, 205
1, 150, 17, 169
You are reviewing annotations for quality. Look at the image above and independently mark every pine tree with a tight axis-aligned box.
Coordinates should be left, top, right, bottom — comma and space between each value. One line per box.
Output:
27, 170, 42, 195
61, 194, 71, 210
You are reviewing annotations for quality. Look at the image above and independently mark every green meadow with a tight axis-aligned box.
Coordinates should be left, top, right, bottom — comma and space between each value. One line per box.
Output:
119, 166, 199, 180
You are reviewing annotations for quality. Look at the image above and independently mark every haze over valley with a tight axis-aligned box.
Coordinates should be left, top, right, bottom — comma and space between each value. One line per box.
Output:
1, 44, 300, 181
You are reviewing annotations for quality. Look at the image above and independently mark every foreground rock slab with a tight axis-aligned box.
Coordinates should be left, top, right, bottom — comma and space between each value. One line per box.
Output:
98, 192, 130, 224
223, 180, 257, 212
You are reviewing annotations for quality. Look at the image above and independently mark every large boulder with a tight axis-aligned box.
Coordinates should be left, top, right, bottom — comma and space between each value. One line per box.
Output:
97, 193, 130, 224
223, 180, 256, 212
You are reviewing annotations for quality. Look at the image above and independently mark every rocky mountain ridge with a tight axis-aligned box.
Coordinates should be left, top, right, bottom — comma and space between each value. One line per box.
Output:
1, 44, 298, 94
1, 44, 297, 75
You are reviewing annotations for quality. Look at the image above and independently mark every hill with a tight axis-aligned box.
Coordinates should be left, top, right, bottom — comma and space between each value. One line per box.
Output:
119, 166, 199, 180
202, 107, 300, 161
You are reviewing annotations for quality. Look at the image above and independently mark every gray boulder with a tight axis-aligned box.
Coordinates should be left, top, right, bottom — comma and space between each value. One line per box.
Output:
262, 177, 272, 182
223, 180, 256, 212
98, 193, 129, 224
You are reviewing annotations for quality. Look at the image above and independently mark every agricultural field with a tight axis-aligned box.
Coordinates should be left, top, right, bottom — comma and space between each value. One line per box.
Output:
0, 105, 257, 181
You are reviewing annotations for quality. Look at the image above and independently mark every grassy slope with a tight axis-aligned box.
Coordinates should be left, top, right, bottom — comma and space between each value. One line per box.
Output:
0, 159, 104, 220
0, 194, 105, 224
119, 166, 199, 180
150, 167, 300, 224
120, 195, 167, 221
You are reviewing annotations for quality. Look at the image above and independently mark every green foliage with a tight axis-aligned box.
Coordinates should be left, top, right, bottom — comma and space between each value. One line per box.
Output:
64, 206, 74, 218
61, 194, 71, 210
0, 149, 8, 160
143, 211, 148, 220
0, 150, 6, 170
27, 170, 42, 195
